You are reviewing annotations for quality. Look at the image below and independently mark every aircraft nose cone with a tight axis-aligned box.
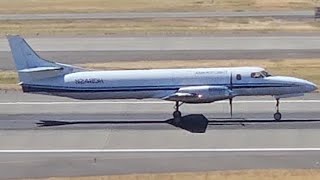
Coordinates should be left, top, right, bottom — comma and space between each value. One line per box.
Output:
301, 80, 318, 92
269, 76, 317, 93
290, 78, 317, 92
284, 77, 317, 93
306, 81, 318, 92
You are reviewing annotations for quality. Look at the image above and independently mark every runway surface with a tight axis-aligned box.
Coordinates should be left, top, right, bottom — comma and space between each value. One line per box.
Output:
2, 50, 320, 70
2, 151, 320, 179
0, 10, 313, 20
0, 91, 319, 178
3, 36, 320, 51
2, 36, 320, 70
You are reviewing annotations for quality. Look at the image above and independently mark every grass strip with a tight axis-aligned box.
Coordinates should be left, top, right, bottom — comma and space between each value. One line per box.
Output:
0, 18, 319, 37
25, 169, 320, 180
0, 0, 315, 14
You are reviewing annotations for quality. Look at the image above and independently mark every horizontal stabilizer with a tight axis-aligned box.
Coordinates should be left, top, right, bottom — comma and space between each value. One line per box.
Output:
18, 66, 63, 73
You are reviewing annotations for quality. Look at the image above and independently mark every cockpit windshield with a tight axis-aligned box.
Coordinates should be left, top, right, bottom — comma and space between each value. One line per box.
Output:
261, 70, 272, 77
251, 70, 272, 78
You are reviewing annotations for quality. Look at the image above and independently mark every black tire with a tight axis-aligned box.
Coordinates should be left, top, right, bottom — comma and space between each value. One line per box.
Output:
274, 112, 282, 121
173, 111, 182, 119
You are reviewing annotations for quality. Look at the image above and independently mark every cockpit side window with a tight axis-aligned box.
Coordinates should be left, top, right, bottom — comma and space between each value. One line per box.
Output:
251, 71, 272, 79
251, 72, 263, 78
261, 70, 272, 77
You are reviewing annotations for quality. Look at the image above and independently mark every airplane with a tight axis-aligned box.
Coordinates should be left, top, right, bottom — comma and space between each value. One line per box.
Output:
7, 35, 318, 122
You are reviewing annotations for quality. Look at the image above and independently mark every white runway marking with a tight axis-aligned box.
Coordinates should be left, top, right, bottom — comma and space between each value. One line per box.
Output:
0, 100, 319, 105
1, 148, 320, 153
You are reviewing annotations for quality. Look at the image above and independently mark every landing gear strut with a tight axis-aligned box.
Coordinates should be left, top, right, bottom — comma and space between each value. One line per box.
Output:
274, 98, 282, 121
173, 101, 183, 123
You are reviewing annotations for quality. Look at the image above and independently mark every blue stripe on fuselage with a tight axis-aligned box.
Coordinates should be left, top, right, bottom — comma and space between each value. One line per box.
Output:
21, 83, 298, 93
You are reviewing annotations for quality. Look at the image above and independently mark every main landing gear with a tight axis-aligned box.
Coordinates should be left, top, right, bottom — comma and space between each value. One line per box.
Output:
173, 101, 183, 123
274, 98, 282, 121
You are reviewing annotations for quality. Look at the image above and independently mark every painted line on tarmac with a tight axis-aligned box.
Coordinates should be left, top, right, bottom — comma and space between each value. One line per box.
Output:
1, 148, 320, 153
0, 100, 319, 105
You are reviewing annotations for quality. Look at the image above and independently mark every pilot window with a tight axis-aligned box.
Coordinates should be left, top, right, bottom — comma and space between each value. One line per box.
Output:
251, 71, 272, 79
261, 70, 272, 77
236, 74, 241, 80
251, 72, 263, 78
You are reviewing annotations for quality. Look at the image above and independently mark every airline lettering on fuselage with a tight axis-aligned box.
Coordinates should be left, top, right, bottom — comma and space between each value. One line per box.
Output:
75, 78, 104, 84
195, 71, 224, 75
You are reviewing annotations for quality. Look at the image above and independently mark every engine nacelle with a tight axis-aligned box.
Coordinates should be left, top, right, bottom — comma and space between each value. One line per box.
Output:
176, 86, 233, 103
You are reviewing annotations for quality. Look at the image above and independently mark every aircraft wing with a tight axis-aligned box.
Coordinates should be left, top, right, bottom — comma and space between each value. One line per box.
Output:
163, 85, 233, 103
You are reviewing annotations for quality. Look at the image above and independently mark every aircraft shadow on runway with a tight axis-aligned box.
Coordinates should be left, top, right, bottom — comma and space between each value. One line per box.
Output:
36, 115, 320, 133
36, 114, 207, 133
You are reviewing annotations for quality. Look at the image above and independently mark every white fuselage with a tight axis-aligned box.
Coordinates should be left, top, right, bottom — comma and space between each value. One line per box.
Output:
21, 67, 316, 101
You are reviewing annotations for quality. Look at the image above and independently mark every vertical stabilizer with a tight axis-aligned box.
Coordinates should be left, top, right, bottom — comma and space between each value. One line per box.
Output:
7, 35, 58, 71
7, 35, 83, 84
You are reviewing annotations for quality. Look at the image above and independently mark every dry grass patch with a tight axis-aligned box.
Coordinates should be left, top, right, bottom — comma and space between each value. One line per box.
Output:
255, 0, 316, 9
0, 84, 20, 91
0, 71, 18, 84
0, 18, 319, 37
0, 0, 315, 14
0, 71, 19, 91
26, 169, 320, 180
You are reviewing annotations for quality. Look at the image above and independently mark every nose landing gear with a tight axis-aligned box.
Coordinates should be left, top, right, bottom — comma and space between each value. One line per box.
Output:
173, 101, 183, 124
274, 98, 282, 121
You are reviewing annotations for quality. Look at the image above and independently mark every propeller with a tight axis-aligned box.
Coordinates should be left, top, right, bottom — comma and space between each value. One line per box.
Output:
229, 98, 233, 118
229, 72, 233, 118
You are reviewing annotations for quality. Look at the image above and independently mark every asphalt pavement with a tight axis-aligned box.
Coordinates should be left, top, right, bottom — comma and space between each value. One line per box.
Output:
0, 10, 314, 20
0, 92, 318, 178
2, 36, 320, 70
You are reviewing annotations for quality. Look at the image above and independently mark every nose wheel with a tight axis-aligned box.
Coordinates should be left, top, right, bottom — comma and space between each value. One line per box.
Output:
173, 111, 182, 119
173, 101, 183, 124
274, 98, 282, 121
